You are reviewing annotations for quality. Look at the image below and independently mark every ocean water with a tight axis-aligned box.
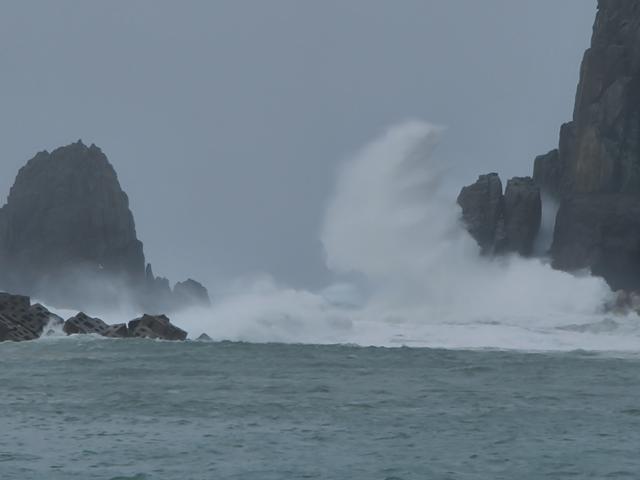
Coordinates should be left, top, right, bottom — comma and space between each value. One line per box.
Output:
1, 337, 640, 479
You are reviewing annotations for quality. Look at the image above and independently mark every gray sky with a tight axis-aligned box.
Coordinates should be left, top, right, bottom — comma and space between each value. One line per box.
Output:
0, 0, 596, 289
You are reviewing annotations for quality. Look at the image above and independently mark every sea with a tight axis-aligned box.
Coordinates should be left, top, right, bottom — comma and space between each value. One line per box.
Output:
1, 337, 639, 480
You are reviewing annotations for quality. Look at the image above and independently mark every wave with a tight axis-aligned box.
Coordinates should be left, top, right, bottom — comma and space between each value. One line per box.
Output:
46, 121, 640, 351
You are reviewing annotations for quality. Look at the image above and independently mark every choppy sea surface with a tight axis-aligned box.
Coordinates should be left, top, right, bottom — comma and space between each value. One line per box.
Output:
1, 337, 640, 480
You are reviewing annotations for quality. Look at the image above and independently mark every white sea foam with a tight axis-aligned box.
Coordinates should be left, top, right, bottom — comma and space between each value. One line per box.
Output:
44, 121, 640, 351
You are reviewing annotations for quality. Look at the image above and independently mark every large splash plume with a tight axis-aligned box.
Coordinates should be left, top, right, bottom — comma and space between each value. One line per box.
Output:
47, 122, 640, 351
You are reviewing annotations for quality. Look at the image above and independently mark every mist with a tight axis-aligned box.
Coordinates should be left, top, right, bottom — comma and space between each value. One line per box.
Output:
0, 0, 596, 289
46, 121, 638, 352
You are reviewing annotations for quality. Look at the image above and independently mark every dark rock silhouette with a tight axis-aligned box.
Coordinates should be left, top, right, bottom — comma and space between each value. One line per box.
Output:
462, 1, 640, 290
0, 141, 144, 305
0, 141, 210, 311
0, 293, 63, 342
457, 174, 541, 256
535, 0, 640, 289
0, 291, 190, 342
64, 312, 124, 337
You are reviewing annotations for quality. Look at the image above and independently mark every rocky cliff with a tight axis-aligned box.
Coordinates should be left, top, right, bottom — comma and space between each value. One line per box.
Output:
535, 0, 640, 197
0, 140, 209, 311
460, 0, 640, 292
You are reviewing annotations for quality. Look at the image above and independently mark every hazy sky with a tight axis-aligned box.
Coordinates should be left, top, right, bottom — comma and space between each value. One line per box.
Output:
0, 1, 596, 289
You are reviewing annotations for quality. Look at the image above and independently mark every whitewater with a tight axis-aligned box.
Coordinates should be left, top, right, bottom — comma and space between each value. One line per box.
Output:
40, 121, 640, 352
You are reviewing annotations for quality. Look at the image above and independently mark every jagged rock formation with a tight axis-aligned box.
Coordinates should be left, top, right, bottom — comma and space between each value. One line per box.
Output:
461, 1, 640, 291
0, 141, 145, 305
458, 174, 541, 256
536, 0, 640, 290
0, 141, 210, 311
63, 312, 128, 338
0, 291, 189, 342
535, 0, 640, 197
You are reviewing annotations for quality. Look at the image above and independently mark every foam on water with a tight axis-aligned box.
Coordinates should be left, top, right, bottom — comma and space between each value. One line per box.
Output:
155, 121, 640, 351
43, 121, 640, 351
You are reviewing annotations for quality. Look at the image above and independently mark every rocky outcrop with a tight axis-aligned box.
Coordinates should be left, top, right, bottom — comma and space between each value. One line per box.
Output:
457, 1, 640, 290
0, 293, 63, 342
0, 141, 210, 312
0, 290, 191, 342
530, 0, 640, 289
0, 141, 145, 305
63, 312, 128, 338
128, 314, 187, 341
535, 0, 640, 197
458, 174, 541, 256
457, 173, 505, 254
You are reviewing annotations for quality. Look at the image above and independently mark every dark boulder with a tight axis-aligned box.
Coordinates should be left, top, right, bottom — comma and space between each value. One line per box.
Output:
551, 194, 640, 290
502, 177, 542, 256
0, 293, 62, 342
64, 312, 111, 336
64, 312, 130, 338
128, 314, 187, 341
457, 173, 505, 253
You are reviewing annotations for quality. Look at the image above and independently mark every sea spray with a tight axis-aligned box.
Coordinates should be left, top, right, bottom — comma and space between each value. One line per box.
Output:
44, 122, 640, 350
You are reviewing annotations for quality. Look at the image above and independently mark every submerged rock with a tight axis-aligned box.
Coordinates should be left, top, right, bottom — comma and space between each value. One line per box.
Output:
128, 314, 187, 341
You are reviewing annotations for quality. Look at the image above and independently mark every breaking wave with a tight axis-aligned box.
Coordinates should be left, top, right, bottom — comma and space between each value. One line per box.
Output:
48, 122, 640, 351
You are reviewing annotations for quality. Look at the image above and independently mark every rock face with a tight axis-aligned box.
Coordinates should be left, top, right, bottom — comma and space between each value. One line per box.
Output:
0, 141, 210, 311
534, 0, 640, 197
456, 173, 505, 253
0, 141, 145, 304
530, 0, 640, 289
458, 174, 541, 256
